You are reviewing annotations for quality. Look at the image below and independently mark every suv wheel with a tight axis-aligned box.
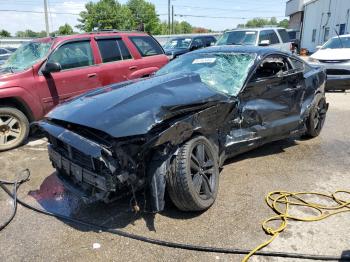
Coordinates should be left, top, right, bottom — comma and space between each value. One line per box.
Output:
0, 107, 29, 151
305, 97, 327, 138
166, 136, 219, 211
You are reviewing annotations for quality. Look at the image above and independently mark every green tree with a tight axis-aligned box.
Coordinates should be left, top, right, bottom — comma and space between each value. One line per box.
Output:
246, 18, 273, 28
278, 19, 289, 29
242, 17, 289, 28
58, 23, 74, 35
15, 30, 47, 38
173, 21, 192, 34
37, 31, 47, 37
158, 21, 168, 35
77, 0, 135, 32
126, 0, 160, 34
15, 30, 38, 37
0, 29, 11, 37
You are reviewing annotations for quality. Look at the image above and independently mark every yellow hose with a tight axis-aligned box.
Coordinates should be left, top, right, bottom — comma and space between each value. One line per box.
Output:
242, 190, 350, 262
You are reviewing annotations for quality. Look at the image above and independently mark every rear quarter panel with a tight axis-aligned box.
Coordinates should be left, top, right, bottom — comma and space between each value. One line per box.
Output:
301, 65, 326, 117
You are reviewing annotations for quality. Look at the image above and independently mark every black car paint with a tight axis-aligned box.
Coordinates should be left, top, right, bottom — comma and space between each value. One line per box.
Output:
37, 46, 327, 213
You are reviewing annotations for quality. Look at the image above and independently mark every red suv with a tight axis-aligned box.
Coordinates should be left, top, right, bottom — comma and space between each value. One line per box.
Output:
0, 31, 168, 151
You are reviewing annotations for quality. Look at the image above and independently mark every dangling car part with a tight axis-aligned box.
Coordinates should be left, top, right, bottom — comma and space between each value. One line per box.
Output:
37, 46, 328, 213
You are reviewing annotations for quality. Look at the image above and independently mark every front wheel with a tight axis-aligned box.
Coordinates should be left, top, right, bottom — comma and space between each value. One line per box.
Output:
305, 97, 327, 138
0, 107, 29, 151
166, 136, 219, 211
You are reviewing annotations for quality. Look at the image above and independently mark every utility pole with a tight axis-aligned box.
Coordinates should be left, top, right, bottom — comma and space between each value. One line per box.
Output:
168, 0, 171, 35
44, 0, 50, 36
172, 5, 174, 34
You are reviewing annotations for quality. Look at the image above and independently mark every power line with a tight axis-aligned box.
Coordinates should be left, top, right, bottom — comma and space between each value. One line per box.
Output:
174, 14, 286, 20
173, 4, 283, 13
0, 9, 79, 15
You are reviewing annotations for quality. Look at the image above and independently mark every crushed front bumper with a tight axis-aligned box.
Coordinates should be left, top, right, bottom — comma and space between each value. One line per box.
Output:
38, 121, 120, 203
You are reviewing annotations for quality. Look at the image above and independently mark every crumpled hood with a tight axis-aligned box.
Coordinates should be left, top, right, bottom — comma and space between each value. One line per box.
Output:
164, 48, 189, 56
311, 48, 350, 60
46, 73, 227, 138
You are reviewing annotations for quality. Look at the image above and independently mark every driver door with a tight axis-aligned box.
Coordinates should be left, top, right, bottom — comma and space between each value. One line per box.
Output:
36, 39, 101, 113
226, 55, 304, 154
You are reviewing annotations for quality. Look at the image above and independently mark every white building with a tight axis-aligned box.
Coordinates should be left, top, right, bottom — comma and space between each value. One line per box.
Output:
286, 0, 350, 52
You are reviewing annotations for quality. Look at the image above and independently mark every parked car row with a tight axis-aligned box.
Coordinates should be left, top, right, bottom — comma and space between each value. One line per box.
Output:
163, 28, 292, 59
163, 35, 217, 60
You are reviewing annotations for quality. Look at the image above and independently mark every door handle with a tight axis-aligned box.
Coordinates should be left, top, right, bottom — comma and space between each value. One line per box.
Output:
87, 73, 97, 78
129, 66, 138, 70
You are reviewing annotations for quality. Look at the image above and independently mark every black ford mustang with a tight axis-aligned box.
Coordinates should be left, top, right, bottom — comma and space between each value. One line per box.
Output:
38, 46, 328, 213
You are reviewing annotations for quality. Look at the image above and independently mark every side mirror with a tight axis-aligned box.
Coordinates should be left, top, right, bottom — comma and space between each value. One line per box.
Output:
42, 62, 61, 75
316, 45, 322, 49
259, 40, 270, 46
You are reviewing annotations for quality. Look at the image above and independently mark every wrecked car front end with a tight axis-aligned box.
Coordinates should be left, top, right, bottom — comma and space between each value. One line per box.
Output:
38, 72, 235, 212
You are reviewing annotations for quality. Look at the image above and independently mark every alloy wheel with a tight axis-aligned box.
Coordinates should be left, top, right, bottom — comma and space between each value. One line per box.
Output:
190, 143, 216, 200
0, 114, 21, 146
313, 100, 327, 131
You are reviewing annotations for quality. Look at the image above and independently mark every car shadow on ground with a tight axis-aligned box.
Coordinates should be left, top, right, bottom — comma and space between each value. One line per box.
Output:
27, 137, 300, 233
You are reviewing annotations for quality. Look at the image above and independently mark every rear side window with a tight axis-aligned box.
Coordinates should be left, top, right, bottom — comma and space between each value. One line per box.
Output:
290, 57, 314, 73
0, 49, 7, 54
277, 29, 290, 43
259, 30, 280, 45
97, 38, 132, 63
118, 40, 132, 60
290, 57, 304, 71
129, 36, 163, 57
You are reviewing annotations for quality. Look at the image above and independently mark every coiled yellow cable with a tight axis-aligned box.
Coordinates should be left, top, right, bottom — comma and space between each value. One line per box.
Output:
242, 190, 350, 262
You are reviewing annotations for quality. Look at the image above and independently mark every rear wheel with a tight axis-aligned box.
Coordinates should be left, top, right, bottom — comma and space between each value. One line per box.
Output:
0, 107, 29, 151
166, 136, 219, 211
305, 97, 327, 138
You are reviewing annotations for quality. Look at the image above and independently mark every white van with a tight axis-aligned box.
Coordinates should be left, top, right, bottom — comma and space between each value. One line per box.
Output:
216, 27, 292, 53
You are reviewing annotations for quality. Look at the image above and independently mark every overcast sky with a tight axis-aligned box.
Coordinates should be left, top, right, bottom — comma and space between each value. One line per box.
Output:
0, 0, 287, 35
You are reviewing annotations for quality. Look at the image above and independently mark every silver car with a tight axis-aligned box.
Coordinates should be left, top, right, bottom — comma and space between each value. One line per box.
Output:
308, 34, 350, 91
216, 27, 292, 53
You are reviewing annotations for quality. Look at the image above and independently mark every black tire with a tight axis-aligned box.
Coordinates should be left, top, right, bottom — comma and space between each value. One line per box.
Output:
305, 97, 327, 138
0, 107, 29, 151
166, 136, 219, 211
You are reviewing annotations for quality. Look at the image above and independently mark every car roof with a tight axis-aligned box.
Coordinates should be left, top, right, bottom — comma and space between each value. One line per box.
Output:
36, 31, 149, 46
170, 35, 215, 40
191, 45, 288, 56
225, 27, 286, 33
